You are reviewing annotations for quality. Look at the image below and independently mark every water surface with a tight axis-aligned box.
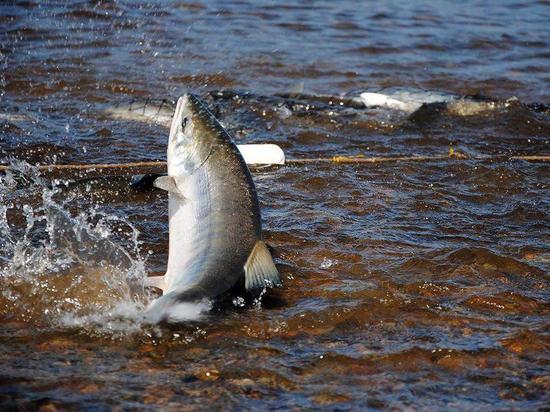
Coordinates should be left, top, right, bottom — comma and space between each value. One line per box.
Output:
1, 1, 549, 410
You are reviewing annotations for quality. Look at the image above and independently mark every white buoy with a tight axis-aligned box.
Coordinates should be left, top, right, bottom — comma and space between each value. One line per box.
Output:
236, 144, 285, 165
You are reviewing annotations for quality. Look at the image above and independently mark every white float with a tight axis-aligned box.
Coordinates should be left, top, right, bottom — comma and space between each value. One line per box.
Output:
236, 144, 285, 165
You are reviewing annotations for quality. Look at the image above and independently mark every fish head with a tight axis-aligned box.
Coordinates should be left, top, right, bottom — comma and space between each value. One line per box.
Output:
167, 94, 215, 176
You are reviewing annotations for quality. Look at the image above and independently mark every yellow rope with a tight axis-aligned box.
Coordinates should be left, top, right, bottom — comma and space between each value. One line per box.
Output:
0, 155, 548, 175
286, 154, 548, 164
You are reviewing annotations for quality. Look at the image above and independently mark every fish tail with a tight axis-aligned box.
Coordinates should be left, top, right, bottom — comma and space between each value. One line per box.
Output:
144, 291, 212, 324
144, 292, 177, 323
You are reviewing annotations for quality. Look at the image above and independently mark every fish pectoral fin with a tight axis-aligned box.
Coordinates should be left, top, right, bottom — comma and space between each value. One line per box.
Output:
244, 241, 281, 291
144, 275, 167, 292
153, 176, 176, 192
153, 176, 185, 199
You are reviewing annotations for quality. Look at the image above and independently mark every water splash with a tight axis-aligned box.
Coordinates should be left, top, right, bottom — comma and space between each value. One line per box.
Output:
0, 161, 156, 336
145, 298, 213, 324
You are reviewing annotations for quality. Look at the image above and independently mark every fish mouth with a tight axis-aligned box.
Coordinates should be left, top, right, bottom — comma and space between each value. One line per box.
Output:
166, 94, 214, 176
167, 95, 196, 173
168, 94, 203, 144
168, 95, 189, 144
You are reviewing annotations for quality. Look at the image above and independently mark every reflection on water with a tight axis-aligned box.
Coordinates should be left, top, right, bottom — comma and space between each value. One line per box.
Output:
1, 0, 549, 410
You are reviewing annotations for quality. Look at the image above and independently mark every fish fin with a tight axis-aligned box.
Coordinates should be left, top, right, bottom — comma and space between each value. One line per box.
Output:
144, 275, 166, 292
130, 173, 166, 191
244, 241, 281, 291
153, 176, 185, 198
153, 175, 177, 192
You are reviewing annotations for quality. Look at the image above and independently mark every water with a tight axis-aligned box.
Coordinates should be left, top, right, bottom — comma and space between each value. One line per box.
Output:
1, 0, 549, 410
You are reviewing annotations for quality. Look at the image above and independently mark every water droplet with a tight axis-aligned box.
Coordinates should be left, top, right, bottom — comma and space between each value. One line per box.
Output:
320, 257, 336, 269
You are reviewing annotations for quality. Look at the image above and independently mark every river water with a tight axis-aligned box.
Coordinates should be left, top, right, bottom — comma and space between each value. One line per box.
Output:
1, 1, 549, 410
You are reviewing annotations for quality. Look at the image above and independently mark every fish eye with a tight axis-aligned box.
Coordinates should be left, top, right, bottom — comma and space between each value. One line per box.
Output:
181, 117, 189, 129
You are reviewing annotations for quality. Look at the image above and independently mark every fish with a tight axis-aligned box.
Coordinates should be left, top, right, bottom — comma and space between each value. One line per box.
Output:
356, 88, 459, 113
145, 94, 281, 322
355, 87, 525, 116
105, 98, 176, 127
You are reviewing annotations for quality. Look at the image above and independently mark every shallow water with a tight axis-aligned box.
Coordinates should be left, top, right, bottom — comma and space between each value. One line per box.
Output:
1, 1, 549, 410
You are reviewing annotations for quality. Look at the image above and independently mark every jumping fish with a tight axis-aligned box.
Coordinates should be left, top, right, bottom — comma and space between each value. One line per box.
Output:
146, 94, 281, 322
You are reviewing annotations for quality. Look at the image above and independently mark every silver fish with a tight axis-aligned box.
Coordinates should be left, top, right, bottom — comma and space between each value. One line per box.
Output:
355, 87, 521, 116
146, 94, 280, 322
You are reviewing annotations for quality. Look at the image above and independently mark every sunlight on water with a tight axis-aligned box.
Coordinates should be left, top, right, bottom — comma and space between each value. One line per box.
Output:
1, 0, 548, 407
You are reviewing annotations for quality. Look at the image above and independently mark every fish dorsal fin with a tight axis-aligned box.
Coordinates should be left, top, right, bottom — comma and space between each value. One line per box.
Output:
244, 241, 281, 291
144, 275, 167, 292
153, 176, 185, 199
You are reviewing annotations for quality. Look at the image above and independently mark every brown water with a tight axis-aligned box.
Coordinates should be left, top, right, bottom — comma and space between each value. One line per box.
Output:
1, 1, 549, 410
